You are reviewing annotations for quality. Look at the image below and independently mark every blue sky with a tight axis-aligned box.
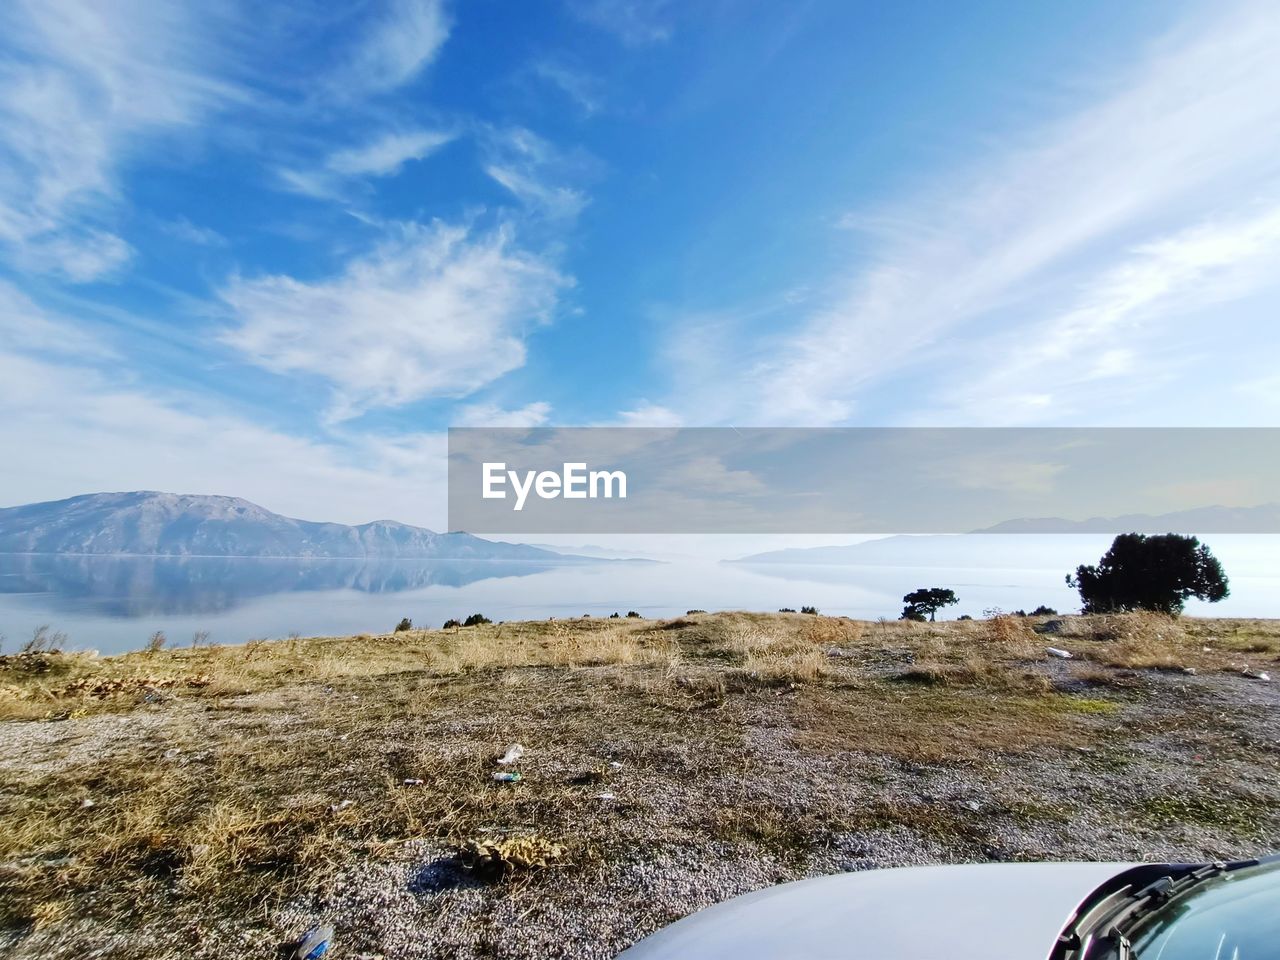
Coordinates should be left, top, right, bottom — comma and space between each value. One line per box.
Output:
2, 0, 1278, 528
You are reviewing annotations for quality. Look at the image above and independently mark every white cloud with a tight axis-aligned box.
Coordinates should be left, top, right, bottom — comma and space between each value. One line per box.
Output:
15, 228, 134, 282
482, 127, 589, 221
660, 1, 1280, 426
613, 403, 682, 427
0, 280, 115, 359
158, 215, 227, 247
220, 220, 570, 419
453, 401, 552, 427
567, 0, 673, 45
531, 60, 604, 116
0, 0, 242, 281
937, 203, 1280, 422
327, 129, 454, 177
340, 0, 450, 96
279, 128, 455, 200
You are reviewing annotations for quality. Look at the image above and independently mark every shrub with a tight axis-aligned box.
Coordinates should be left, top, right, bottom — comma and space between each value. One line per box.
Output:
800, 605, 819, 615
443, 619, 462, 629
463, 613, 492, 627
626, 611, 642, 618
686, 609, 707, 615
1030, 605, 1057, 616
23, 625, 67, 654
778, 607, 796, 613
1067, 533, 1228, 615
394, 617, 413, 633
191, 630, 210, 647
957, 614, 973, 621
610, 612, 621, 619
145, 631, 167, 654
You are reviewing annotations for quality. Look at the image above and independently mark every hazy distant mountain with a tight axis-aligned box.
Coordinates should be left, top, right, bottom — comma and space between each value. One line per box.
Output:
974, 503, 1280, 534
0, 492, 592, 560
527, 542, 659, 561
732, 534, 1113, 568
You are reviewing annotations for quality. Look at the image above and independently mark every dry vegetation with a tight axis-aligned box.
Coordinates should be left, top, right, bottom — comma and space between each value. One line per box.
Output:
1, 610, 1278, 959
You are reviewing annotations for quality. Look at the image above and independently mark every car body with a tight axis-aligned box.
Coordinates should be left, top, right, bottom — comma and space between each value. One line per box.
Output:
618, 856, 1280, 960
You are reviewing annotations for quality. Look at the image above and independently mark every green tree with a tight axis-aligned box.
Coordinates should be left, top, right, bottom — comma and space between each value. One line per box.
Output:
1067, 533, 1228, 615
900, 587, 958, 622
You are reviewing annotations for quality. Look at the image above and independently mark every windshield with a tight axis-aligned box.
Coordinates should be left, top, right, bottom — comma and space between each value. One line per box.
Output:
1092, 860, 1280, 960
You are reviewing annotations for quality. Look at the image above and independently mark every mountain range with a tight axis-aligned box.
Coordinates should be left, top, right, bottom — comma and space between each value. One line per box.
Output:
733, 505, 1280, 566
0, 492, 592, 560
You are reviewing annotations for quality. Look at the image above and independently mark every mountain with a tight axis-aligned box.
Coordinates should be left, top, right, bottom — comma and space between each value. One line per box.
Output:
731, 534, 1114, 568
0, 492, 591, 560
974, 504, 1280, 534
527, 542, 659, 561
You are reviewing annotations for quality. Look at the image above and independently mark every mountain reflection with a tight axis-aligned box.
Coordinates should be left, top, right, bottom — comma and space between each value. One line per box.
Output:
0, 554, 576, 617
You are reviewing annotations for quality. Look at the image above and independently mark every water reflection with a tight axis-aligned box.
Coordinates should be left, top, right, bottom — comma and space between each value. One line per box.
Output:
0, 554, 587, 617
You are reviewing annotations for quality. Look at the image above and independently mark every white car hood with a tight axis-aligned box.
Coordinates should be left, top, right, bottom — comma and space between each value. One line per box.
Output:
618, 861, 1138, 960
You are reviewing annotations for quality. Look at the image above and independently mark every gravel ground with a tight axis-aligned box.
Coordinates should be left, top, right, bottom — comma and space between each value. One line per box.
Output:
3, 633, 1279, 959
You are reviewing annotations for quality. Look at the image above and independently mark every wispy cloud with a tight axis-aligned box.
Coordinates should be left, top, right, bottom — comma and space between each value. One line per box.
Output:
612, 403, 682, 427
454, 401, 552, 427
279, 127, 455, 199
482, 127, 589, 221
158, 215, 228, 247
567, 0, 673, 45
0, 0, 244, 281
328, 129, 454, 177
0, 280, 115, 359
220, 220, 570, 419
937, 202, 1280, 423
338, 0, 450, 97
530, 60, 604, 116
657, 0, 1280, 426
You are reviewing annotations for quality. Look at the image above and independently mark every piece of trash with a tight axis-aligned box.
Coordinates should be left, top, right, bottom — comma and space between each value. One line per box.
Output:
403, 778, 424, 786
608, 761, 623, 770
80, 797, 95, 809
292, 923, 334, 960
1243, 669, 1271, 681
492, 771, 522, 783
1182, 666, 1198, 676
1046, 647, 1073, 659
963, 799, 981, 812
329, 799, 355, 813
596, 792, 616, 801
497, 744, 525, 765
163, 748, 181, 760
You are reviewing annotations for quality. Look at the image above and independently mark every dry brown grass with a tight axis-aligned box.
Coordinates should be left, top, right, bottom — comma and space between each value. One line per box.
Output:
3, 610, 1279, 938
1086, 612, 1190, 669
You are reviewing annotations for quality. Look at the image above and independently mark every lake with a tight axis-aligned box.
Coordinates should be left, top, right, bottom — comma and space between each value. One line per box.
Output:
2, 537, 1278, 655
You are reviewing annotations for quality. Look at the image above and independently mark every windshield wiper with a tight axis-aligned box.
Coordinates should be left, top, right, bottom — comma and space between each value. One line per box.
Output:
1089, 862, 1230, 958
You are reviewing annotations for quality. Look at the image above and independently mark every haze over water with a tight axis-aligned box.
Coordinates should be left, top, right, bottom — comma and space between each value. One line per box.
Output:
2, 535, 1277, 655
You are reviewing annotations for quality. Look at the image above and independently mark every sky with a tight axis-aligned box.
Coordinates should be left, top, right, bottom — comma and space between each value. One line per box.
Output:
2, 0, 1279, 530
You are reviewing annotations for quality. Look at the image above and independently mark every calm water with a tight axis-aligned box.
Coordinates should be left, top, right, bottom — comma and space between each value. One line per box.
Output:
1, 538, 1278, 655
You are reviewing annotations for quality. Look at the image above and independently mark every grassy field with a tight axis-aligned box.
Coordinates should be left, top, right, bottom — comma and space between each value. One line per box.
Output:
1, 610, 1278, 958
